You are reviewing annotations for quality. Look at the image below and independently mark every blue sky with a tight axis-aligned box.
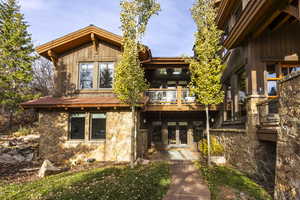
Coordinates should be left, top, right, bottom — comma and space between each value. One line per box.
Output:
19, 0, 196, 57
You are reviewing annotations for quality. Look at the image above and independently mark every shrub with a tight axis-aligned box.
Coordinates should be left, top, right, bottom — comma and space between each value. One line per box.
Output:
198, 136, 224, 156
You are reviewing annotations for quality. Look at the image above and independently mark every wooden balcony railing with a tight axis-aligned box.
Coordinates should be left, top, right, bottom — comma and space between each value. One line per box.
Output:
145, 86, 196, 106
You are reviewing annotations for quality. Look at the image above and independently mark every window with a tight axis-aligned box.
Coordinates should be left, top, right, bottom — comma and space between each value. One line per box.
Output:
266, 64, 279, 97
79, 63, 94, 89
224, 84, 232, 121
281, 65, 300, 76
70, 113, 85, 140
91, 113, 106, 139
99, 62, 114, 88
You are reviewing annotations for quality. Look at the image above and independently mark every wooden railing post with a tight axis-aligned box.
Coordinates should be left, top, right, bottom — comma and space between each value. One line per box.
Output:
177, 86, 182, 106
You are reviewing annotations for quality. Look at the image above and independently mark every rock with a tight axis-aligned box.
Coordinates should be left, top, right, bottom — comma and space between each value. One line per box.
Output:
211, 156, 226, 166
0, 154, 17, 164
38, 160, 61, 178
25, 153, 34, 162
135, 158, 150, 165
21, 135, 40, 142
13, 154, 26, 162
1, 141, 10, 148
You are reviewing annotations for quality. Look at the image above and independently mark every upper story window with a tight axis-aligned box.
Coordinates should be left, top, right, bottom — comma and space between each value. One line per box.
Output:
99, 62, 114, 88
79, 62, 115, 90
79, 63, 94, 89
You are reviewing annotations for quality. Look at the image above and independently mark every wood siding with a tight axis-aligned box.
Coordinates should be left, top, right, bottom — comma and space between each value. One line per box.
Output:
55, 40, 121, 97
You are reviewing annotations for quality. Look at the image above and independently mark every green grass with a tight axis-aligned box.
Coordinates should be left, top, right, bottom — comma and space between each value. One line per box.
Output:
0, 162, 170, 200
195, 162, 272, 200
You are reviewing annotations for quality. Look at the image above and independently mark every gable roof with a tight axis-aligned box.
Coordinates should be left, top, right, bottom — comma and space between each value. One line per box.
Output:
36, 25, 151, 61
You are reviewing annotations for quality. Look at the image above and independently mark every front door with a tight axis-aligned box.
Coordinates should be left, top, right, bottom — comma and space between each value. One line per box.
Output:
167, 122, 188, 145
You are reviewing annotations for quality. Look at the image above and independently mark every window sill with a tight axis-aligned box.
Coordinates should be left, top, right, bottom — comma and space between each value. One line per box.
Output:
77, 89, 113, 94
66, 140, 105, 144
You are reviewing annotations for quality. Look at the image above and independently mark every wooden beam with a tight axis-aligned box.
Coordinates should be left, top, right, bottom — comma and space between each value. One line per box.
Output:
91, 33, 98, 52
47, 50, 58, 66
253, 10, 281, 38
283, 5, 300, 20
272, 14, 291, 32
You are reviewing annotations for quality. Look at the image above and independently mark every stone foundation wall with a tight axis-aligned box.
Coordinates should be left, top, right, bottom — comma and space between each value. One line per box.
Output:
38, 110, 133, 164
275, 72, 300, 199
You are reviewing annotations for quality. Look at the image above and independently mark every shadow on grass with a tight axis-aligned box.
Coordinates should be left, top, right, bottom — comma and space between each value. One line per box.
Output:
0, 162, 170, 200
195, 162, 272, 200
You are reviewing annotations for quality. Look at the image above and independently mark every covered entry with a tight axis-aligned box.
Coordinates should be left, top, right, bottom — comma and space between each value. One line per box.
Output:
142, 111, 211, 150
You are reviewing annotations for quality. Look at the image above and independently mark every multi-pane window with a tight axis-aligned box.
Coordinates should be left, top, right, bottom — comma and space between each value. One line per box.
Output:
70, 113, 85, 140
78, 62, 114, 89
79, 63, 94, 89
99, 62, 114, 88
91, 113, 106, 139
69, 113, 107, 141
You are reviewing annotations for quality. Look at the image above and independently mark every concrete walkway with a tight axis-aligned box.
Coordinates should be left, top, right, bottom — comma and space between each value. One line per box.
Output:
163, 161, 210, 200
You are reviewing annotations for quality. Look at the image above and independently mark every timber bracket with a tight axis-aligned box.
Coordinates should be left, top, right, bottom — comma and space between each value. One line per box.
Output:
283, 0, 300, 20
47, 50, 58, 66
91, 33, 99, 52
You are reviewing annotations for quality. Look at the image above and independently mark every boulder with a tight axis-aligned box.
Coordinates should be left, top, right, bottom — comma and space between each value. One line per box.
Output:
21, 135, 40, 142
0, 154, 17, 164
38, 160, 61, 178
135, 158, 150, 165
211, 156, 226, 166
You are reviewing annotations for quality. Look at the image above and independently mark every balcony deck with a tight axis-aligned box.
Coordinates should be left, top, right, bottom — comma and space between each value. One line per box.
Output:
144, 87, 221, 111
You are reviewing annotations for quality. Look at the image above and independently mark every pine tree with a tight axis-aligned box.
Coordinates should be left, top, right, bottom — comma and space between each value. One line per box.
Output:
0, 0, 36, 129
114, 0, 160, 167
189, 0, 225, 166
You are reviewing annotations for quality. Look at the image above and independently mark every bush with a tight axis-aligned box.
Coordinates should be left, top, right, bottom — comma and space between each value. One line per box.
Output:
13, 126, 34, 137
198, 136, 224, 156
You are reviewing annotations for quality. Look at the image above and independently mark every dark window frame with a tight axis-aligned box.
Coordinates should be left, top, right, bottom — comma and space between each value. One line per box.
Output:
89, 112, 107, 140
69, 112, 86, 140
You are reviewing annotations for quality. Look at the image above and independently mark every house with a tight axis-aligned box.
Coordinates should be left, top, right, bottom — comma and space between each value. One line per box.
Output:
22, 25, 220, 163
215, 0, 300, 198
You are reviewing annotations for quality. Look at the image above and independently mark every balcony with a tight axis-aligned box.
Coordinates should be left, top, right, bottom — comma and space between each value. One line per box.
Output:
144, 87, 220, 111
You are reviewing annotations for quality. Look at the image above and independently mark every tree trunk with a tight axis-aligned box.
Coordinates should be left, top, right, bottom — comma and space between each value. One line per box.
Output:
9, 111, 13, 132
205, 105, 211, 166
130, 106, 136, 168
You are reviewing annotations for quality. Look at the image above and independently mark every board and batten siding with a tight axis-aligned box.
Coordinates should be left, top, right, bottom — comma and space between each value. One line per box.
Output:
55, 40, 122, 97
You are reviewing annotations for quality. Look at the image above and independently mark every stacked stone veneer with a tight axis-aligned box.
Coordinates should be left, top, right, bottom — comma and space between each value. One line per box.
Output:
275, 72, 300, 199
38, 111, 133, 164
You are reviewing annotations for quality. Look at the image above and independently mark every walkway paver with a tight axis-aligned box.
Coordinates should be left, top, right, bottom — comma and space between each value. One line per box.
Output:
164, 161, 210, 200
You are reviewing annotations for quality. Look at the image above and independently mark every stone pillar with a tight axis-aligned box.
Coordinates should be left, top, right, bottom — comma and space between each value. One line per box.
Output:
162, 121, 168, 146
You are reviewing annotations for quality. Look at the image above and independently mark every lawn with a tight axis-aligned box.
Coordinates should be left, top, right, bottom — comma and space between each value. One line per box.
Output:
0, 162, 170, 200
196, 162, 272, 200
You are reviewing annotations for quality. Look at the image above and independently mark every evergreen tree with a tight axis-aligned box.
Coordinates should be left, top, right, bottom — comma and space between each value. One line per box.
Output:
114, 0, 160, 167
0, 0, 36, 129
189, 0, 225, 165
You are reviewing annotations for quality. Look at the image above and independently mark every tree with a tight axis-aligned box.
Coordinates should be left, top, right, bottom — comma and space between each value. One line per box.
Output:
31, 56, 54, 96
189, 0, 225, 166
0, 0, 36, 130
114, 0, 160, 167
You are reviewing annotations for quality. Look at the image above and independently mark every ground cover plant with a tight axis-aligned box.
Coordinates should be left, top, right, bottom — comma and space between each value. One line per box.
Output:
0, 162, 170, 200
196, 162, 272, 200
